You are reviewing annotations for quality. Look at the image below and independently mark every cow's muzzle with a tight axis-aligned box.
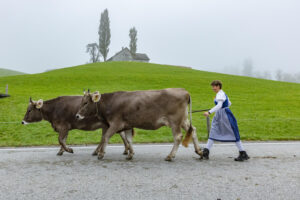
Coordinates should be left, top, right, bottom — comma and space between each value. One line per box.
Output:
22, 120, 29, 125
76, 114, 84, 120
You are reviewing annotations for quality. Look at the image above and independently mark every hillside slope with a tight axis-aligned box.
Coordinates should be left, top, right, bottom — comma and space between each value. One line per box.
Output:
0, 68, 26, 77
0, 62, 299, 146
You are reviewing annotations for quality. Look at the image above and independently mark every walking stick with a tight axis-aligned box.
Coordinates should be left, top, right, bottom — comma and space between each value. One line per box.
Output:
189, 109, 211, 138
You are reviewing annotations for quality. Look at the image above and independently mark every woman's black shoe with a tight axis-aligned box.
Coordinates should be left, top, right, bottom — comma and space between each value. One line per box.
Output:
234, 151, 250, 161
203, 148, 209, 160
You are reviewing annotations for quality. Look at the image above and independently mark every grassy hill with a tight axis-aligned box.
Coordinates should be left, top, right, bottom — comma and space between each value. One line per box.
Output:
0, 68, 26, 77
0, 62, 299, 147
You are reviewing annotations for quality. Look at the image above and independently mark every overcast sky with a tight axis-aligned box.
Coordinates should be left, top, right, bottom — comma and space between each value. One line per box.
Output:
0, 0, 299, 74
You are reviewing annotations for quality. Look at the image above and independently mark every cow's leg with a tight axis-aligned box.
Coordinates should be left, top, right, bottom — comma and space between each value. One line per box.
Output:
191, 126, 203, 157
57, 133, 68, 156
92, 134, 103, 156
125, 129, 134, 160
92, 127, 108, 156
98, 126, 118, 160
119, 131, 129, 155
58, 130, 73, 153
182, 120, 202, 157
165, 126, 182, 161
93, 130, 129, 156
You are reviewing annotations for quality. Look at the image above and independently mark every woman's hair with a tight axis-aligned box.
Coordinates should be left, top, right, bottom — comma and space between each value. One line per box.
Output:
210, 80, 222, 89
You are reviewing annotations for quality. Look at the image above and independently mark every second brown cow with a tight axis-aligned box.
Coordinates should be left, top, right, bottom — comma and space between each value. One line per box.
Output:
76, 88, 203, 161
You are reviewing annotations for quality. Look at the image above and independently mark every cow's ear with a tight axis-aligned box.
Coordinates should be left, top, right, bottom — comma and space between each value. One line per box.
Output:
36, 99, 43, 109
29, 97, 33, 104
92, 91, 101, 102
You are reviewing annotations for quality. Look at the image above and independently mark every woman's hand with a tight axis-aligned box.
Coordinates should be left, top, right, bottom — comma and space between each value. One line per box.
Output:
203, 112, 210, 117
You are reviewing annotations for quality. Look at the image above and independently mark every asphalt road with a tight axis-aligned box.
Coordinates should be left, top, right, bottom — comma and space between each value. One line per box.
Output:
0, 142, 299, 200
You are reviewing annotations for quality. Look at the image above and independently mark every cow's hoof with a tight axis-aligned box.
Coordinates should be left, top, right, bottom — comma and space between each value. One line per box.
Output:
165, 156, 173, 162
57, 151, 64, 156
126, 156, 133, 160
123, 150, 128, 155
126, 153, 134, 160
98, 154, 104, 160
195, 150, 203, 156
68, 148, 74, 153
92, 151, 98, 156
199, 155, 204, 160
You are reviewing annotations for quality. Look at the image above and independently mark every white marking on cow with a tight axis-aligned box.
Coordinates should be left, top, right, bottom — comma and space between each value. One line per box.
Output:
76, 114, 84, 120
157, 117, 170, 127
22, 120, 29, 125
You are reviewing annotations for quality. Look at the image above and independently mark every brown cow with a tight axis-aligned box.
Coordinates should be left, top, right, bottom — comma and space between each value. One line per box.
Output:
76, 88, 203, 161
22, 96, 133, 156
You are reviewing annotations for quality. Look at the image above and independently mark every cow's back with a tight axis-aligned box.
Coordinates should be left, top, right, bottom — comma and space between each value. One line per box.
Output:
102, 88, 189, 112
100, 88, 190, 130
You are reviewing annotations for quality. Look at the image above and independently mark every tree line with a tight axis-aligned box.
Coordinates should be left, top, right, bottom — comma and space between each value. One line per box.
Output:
86, 9, 138, 63
223, 58, 300, 83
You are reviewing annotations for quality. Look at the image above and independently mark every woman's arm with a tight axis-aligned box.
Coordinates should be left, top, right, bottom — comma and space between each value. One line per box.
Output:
208, 100, 223, 114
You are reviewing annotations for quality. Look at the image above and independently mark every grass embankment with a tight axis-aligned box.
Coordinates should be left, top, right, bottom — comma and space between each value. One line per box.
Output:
0, 62, 299, 146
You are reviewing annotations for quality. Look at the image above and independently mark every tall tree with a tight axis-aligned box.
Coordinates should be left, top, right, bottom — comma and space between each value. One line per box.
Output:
129, 27, 137, 55
295, 72, 300, 83
86, 43, 100, 63
98, 9, 111, 61
275, 69, 283, 81
242, 58, 253, 77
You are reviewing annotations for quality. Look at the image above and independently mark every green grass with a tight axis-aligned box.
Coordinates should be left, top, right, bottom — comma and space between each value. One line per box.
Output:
0, 68, 26, 77
0, 62, 299, 147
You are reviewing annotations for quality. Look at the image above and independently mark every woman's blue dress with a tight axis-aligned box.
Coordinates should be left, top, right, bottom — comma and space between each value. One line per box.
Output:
209, 94, 241, 142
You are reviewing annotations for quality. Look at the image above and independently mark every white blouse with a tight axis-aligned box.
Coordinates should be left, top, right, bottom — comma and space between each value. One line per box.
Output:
209, 90, 231, 114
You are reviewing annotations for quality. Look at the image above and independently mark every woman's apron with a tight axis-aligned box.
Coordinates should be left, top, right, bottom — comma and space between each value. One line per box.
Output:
209, 94, 241, 142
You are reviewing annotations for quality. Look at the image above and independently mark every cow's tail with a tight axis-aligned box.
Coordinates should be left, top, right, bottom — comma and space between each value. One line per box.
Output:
182, 95, 193, 147
132, 129, 135, 137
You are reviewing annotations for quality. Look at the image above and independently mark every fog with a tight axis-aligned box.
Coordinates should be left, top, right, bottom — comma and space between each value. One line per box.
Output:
0, 0, 299, 79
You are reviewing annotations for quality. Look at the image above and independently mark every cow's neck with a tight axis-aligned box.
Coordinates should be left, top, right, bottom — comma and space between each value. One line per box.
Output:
40, 103, 53, 122
96, 101, 102, 118
97, 101, 107, 122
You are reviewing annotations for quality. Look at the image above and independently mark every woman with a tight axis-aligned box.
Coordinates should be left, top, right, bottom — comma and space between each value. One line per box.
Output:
203, 80, 249, 161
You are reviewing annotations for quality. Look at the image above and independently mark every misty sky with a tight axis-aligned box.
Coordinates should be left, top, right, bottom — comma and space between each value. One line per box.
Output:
0, 0, 299, 74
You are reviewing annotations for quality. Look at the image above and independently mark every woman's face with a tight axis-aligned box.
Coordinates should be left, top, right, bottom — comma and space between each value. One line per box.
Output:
212, 85, 221, 93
